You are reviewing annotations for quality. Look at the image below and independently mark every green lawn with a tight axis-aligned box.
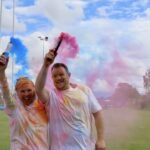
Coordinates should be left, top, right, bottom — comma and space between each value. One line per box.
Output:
0, 108, 150, 150
104, 108, 150, 150
0, 111, 10, 150
117, 110, 150, 150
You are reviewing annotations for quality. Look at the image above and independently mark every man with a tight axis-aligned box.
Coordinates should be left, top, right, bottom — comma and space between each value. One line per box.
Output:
0, 54, 49, 150
35, 49, 106, 150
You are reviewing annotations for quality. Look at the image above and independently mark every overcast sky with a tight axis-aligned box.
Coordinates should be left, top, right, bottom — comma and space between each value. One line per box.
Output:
0, 0, 150, 97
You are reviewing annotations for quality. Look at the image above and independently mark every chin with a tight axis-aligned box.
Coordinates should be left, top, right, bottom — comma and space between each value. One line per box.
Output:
56, 85, 64, 90
56, 87, 63, 90
23, 99, 34, 106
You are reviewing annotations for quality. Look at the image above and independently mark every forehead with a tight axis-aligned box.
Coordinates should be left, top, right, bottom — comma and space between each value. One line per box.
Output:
52, 67, 68, 75
17, 83, 35, 91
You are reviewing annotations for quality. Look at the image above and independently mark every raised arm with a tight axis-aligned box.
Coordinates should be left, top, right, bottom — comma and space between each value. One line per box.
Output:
0, 55, 14, 109
35, 49, 56, 103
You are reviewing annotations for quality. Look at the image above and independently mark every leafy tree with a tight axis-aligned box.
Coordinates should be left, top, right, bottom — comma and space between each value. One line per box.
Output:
143, 69, 150, 94
111, 83, 140, 106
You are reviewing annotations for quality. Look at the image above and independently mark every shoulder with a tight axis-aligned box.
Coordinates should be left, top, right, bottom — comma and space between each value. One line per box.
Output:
33, 99, 45, 110
70, 83, 91, 94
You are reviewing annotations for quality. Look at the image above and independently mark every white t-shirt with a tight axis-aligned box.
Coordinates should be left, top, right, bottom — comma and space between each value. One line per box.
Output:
4, 96, 48, 150
46, 84, 102, 150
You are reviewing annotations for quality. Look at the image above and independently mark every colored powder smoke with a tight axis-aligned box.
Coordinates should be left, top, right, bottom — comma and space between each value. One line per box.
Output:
54, 32, 79, 62
46, 32, 79, 88
9, 37, 29, 79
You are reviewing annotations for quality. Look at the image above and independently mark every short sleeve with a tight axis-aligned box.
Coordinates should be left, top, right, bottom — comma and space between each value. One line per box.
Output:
86, 87, 102, 113
77, 84, 102, 113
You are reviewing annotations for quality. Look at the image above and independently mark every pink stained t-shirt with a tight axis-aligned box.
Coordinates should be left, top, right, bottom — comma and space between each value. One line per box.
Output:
4, 96, 49, 150
47, 84, 102, 150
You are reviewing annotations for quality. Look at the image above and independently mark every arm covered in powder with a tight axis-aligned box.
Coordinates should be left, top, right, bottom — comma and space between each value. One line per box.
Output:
35, 49, 56, 103
0, 55, 15, 110
93, 111, 106, 150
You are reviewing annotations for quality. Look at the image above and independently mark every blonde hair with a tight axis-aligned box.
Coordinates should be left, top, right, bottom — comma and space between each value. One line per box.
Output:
15, 77, 34, 91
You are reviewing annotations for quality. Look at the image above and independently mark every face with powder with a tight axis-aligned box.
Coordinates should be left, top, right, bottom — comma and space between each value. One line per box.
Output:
51, 63, 71, 91
15, 77, 36, 106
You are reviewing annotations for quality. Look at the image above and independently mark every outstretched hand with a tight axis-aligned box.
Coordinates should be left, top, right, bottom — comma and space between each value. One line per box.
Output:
95, 139, 106, 150
0, 54, 8, 72
44, 49, 56, 67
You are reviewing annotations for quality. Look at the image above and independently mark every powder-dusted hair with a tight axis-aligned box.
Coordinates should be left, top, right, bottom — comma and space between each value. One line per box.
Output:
51, 63, 70, 75
15, 77, 34, 91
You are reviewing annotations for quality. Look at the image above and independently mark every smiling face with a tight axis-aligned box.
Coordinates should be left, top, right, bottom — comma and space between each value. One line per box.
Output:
15, 77, 36, 106
52, 66, 70, 91
17, 83, 36, 106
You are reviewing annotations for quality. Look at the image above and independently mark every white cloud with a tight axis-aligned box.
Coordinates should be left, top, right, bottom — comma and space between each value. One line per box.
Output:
92, 79, 112, 95
19, 16, 150, 95
5, 55, 23, 90
14, 0, 85, 26
1, 0, 150, 96
1, 2, 26, 33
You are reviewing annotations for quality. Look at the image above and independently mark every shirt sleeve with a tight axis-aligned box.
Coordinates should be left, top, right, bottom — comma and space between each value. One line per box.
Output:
87, 87, 102, 113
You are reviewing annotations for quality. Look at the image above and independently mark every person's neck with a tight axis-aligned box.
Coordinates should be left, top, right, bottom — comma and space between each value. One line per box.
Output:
57, 85, 70, 91
23, 99, 35, 107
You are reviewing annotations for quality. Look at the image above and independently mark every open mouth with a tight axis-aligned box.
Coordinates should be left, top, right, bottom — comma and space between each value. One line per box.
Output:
24, 97, 31, 100
56, 80, 64, 84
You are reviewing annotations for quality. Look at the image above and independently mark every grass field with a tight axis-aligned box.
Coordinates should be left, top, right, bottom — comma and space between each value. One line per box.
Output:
0, 111, 10, 150
104, 108, 150, 150
0, 108, 150, 150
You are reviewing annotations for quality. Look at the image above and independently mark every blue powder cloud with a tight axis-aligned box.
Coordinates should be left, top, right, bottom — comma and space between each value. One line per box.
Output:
9, 37, 30, 81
